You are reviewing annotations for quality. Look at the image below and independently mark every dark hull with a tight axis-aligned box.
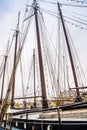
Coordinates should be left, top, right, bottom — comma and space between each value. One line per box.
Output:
9, 118, 87, 130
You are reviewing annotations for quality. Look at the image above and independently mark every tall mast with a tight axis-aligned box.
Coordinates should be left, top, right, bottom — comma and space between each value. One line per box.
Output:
0, 8, 32, 122
11, 12, 20, 107
33, 49, 36, 107
67, 66, 70, 96
57, 12, 61, 94
34, 0, 48, 108
0, 49, 8, 103
1, 56, 7, 103
57, 3, 81, 101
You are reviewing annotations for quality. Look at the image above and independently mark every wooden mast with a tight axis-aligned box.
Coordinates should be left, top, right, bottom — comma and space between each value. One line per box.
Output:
33, 49, 36, 107
0, 41, 9, 104
11, 12, 20, 107
58, 3, 81, 101
0, 55, 8, 103
34, 0, 48, 108
0, 7, 32, 123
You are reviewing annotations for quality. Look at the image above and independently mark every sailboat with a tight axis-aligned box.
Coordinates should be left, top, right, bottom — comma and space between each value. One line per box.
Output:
0, 0, 87, 129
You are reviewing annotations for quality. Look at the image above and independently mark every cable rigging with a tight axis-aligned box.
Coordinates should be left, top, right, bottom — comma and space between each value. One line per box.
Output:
38, 10, 57, 97
40, 7, 87, 30
64, 22, 87, 87
38, 0, 87, 7
66, 0, 87, 4
62, 9, 87, 18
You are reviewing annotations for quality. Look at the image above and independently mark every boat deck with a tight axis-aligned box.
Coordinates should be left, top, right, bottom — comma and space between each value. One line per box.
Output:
4, 108, 87, 130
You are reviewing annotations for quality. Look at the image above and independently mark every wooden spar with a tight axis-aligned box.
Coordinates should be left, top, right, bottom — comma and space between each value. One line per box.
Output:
0, 41, 9, 103
0, 7, 32, 123
57, 3, 81, 101
11, 12, 20, 107
9, 96, 42, 100
34, 0, 48, 108
67, 66, 71, 96
33, 49, 36, 107
0, 55, 8, 103
71, 86, 87, 89
57, 14, 61, 94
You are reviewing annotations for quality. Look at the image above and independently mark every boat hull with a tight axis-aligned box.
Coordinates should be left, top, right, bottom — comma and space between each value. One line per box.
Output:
6, 118, 87, 130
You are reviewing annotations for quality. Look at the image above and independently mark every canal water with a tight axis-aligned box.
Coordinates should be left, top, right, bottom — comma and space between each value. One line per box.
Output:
1, 123, 22, 130
11, 127, 21, 130
0, 127, 22, 130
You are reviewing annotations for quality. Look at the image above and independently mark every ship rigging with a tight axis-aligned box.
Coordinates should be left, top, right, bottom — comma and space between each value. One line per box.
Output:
0, 0, 87, 128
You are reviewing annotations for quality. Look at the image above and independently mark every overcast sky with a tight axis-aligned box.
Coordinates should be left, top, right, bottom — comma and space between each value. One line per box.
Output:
0, 0, 26, 52
1, 1, 86, 67
0, 0, 87, 56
